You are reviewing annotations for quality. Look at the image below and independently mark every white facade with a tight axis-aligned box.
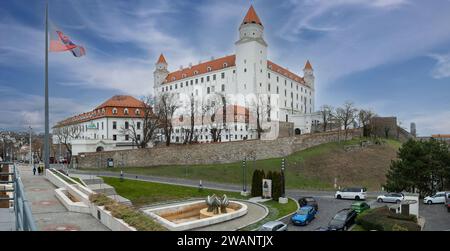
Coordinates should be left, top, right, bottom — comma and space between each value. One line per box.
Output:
153, 6, 316, 142
53, 96, 146, 155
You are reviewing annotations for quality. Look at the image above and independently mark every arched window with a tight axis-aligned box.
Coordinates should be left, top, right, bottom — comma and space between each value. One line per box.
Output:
223, 63, 228, 68
194, 70, 198, 75
207, 67, 212, 72
135, 109, 141, 115
112, 108, 118, 114
124, 108, 129, 115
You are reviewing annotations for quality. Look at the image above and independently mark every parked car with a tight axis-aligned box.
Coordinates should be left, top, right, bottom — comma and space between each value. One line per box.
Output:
291, 206, 317, 226
377, 193, 405, 203
328, 209, 357, 231
351, 202, 370, 214
258, 221, 287, 231
298, 197, 318, 211
423, 192, 447, 205
335, 187, 367, 200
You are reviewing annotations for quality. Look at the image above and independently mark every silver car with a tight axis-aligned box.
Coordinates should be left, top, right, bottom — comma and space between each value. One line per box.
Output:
258, 221, 287, 231
377, 193, 404, 203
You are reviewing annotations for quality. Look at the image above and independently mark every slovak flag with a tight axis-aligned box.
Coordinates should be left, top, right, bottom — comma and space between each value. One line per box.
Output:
49, 22, 86, 57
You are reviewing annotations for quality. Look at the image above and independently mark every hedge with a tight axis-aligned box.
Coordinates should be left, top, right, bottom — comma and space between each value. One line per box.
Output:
355, 207, 420, 231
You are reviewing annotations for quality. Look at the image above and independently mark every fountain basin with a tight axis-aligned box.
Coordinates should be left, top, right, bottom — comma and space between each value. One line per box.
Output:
144, 200, 248, 231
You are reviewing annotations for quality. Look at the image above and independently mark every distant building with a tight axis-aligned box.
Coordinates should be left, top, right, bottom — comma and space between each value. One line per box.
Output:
53, 95, 146, 156
431, 134, 450, 143
410, 122, 416, 137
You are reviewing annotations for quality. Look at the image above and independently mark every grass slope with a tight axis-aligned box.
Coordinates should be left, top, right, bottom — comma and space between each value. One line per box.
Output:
102, 177, 244, 207
89, 138, 400, 191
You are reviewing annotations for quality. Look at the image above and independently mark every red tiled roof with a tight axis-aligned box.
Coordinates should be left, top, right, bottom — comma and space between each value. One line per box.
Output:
157, 53, 167, 64
304, 60, 313, 70
55, 95, 146, 128
164, 55, 308, 87
165, 55, 236, 83
267, 60, 306, 85
95, 95, 145, 109
242, 5, 263, 27
431, 134, 450, 139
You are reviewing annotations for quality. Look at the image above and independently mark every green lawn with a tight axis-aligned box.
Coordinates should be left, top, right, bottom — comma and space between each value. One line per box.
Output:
85, 137, 400, 191
102, 177, 244, 207
240, 198, 298, 231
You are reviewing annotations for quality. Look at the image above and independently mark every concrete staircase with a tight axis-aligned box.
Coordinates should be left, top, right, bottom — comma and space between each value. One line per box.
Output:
79, 176, 132, 206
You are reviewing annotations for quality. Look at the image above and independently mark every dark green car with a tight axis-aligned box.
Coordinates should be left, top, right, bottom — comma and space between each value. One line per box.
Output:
351, 202, 370, 214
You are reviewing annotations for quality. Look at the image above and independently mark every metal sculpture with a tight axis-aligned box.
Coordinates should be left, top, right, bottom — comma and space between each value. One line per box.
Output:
205, 194, 230, 214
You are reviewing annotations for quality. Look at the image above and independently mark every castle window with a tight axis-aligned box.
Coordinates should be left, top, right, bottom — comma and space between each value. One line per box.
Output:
194, 70, 198, 75
182, 74, 186, 78
125, 121, 129, 129
276, 86, 279, 94
201, 77, 204, 83
207, 67, 212, 72
175, 84, 177, 89
170, 85, 172, 90
223, 63, 228, 68
207, 87, 210, 94
112, 108, 118, 114
213, 74, 216, 81
113, 135, 117, 141
195, 79, 198, 84
125, 135, 129, 141
221, 72, 225, 79
207, 76, 210, 82
161, 87, 164, 92
172, 77, 176, 81
268, 84, 271, 91
244, 68, 247, 73
190, 80, 193, 85
181, 83, 183, 88
233, 70, 236, 74
135, 109, 141, 115
113, 121, 117, 129
124, 108, 129, 115
221, 84, 225, 92
268, 73, 270, 79
276, 76, 279, 82
102, 108, 105, 113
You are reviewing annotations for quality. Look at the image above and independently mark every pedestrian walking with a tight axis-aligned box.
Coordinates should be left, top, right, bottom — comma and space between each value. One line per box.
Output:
32, 166, 36, 175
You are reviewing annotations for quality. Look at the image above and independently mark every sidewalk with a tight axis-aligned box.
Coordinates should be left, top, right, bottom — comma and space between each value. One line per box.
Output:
18, 165, 109, 231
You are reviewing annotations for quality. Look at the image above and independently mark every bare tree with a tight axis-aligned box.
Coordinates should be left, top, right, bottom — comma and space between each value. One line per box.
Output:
207, 93, 226, 142
358, 109, 376, 137
119, 96, 160, 148
335, 101, 358, 140
154, 93, 180, 146
248, 94, 272, 140
319, 105, 334, 132
53, 125, 81, 161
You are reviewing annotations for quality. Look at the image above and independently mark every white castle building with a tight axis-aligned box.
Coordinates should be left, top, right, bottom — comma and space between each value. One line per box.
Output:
154, 6, 319, 143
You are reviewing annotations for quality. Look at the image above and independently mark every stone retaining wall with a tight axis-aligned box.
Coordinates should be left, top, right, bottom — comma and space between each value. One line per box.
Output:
77, 129, 361, 169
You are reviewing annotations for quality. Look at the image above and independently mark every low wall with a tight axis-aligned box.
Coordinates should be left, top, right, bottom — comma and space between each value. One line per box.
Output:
90, 205, 136, 231
77, 129, 361, 169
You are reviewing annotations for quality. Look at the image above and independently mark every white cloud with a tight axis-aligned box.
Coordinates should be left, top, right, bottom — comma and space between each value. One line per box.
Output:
429, 53, 450, 79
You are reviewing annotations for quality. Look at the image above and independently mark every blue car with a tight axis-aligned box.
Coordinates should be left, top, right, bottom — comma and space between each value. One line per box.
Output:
291, 206, 317, 226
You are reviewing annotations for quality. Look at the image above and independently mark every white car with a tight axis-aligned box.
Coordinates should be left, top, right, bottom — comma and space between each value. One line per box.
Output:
335, 187, 367, 200
377, 193, 404, 203
423, 192, 447, 205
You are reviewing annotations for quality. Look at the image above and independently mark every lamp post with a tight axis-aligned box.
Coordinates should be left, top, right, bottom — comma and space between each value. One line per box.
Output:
279, 158, 287, 203
241, 157, 248, 196
29, 126, 33, 168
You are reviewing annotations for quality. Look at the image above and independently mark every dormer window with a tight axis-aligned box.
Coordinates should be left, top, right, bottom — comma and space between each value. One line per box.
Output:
223, 63, 228, 68
182, 74, 187, 78
112, 108, 118, 114
207, 67, 212, 72
135, 109, 141, 115
194, 70, 198, 75
124, 108, 129, 115
172, 77, 176, 81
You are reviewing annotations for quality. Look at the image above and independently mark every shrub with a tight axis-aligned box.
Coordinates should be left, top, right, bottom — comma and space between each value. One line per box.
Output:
355, 206, 420, 231
89, 193, 166, 231
251, 169, 265, 197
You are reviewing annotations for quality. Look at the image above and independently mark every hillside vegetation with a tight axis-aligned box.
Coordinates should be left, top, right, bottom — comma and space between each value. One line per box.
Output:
85, 137, 400, 190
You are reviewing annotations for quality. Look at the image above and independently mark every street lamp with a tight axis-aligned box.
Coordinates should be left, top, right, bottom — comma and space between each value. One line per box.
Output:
241, 157, 248, 195
281, 158, 286, 199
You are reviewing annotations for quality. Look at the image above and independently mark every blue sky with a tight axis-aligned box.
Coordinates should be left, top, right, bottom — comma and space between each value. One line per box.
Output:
0, 0, 449, 136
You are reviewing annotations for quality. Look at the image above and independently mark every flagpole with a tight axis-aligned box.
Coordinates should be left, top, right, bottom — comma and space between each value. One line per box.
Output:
44, 1, 50, 170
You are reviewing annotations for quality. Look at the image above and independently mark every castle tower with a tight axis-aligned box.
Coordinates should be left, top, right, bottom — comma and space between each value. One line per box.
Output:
153, 53, 169, 93
235, 5, 268, 106
303, 60, 314, 89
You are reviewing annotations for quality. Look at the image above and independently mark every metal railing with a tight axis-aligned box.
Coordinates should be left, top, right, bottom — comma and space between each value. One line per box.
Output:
0, 162, 37, 231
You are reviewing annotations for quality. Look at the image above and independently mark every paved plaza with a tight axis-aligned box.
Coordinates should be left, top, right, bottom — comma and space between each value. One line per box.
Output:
17, 164, 109, 231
